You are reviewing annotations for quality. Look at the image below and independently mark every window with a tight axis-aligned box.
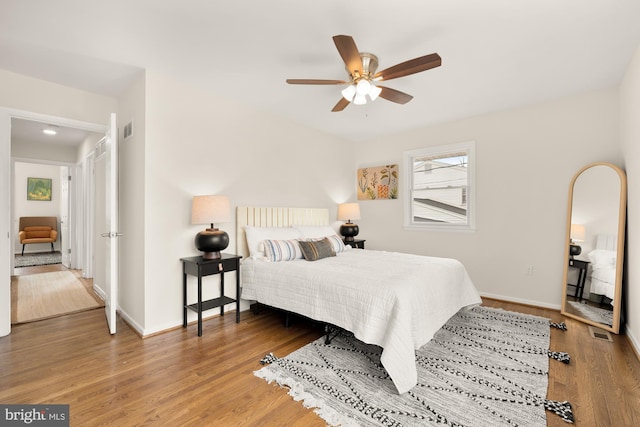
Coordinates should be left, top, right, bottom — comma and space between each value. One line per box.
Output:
403, 141, 476, 231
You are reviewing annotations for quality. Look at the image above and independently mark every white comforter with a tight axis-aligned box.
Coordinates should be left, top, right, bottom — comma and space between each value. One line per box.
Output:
241, 249, 482, 394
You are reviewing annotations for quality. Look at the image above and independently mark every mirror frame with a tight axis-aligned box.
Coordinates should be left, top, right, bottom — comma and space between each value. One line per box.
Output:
561, 162, 626, 333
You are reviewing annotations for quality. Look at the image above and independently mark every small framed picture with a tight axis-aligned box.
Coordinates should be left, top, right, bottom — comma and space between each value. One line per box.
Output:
27, 177, 52, 201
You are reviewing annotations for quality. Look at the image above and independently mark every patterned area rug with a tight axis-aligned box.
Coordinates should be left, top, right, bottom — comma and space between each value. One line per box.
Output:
256, 306, 572, 426
15, 252, 62, 268
567, 301, 614, 327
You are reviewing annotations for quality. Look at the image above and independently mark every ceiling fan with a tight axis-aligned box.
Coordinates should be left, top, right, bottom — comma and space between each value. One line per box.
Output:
286, 35, 442, 112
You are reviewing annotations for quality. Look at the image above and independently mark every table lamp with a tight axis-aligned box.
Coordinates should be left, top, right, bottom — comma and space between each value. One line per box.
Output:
191, 195, 231, 259
338, 203, 361, 242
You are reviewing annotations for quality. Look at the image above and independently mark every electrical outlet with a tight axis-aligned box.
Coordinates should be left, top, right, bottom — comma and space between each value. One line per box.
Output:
526, 265, 534, 276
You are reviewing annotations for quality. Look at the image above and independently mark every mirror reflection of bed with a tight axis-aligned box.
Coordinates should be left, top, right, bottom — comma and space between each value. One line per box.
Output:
561, 162, 626, 333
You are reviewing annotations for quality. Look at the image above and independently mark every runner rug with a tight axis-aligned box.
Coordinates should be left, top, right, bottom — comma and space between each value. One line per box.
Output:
11, 271, 103, 324
256, 306, 573, 426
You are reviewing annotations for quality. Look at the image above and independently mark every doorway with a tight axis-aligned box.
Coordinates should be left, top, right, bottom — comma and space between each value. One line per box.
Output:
9, 116, 104, 324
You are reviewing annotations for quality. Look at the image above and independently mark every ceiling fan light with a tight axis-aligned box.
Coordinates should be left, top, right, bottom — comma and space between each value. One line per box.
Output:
368, 84, 382, 101
353, 94, 367, 105
341, 85, 356, 101
355, 79, 371, 95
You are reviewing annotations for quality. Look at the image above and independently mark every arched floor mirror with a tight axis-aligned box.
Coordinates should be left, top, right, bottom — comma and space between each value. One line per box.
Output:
561, 162, 626, 333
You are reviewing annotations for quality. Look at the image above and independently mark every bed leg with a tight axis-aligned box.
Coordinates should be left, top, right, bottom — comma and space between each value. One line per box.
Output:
284, 312, 290, 328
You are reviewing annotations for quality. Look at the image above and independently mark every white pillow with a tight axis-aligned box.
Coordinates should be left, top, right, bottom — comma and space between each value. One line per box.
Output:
293, 225, 346, 253
293, 225, 339, 239
244, 226, 302, 259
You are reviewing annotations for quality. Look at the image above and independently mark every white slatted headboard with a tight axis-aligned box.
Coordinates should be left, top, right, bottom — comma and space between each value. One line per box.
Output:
596, 234, 617, 251
236, 206, 329, 259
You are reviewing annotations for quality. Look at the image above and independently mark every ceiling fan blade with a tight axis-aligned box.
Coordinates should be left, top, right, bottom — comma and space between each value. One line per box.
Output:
331, 97, 350, 112
332, 35, 363, 77
378, 86, 414, 104
286, 79, 347, 85
374, 53, 441, 81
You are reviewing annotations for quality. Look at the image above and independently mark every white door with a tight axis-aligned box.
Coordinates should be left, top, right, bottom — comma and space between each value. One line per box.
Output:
97, 113, 119, 334
60, 166, 70, 268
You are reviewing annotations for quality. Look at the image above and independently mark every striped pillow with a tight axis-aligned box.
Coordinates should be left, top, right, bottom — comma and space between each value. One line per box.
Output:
299, 238, 336, 261
262, 239, 303, 262
323, 234, 346, 254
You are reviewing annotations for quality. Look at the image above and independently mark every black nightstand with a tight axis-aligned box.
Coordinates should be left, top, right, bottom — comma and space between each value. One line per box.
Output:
181, 253, 242, 336
343, 239, 365, 249
567, 258, 590, 300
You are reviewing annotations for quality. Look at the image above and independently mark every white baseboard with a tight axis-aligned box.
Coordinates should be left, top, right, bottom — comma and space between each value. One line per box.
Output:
479, 292, 562, 310
626, 325, 640, 359
93, 284, 106, 301
117, 308, 144, 336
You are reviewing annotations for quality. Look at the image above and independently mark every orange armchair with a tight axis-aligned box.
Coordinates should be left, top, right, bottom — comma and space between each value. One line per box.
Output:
18, 216, 58, 256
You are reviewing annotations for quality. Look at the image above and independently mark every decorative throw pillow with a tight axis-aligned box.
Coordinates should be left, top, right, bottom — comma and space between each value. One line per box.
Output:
298, 238, 336, 261
262, 239, 303, 262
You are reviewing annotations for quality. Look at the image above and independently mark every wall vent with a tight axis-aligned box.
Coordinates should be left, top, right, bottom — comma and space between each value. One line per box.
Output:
588, 326, 613, 342
123, 121, 133, 140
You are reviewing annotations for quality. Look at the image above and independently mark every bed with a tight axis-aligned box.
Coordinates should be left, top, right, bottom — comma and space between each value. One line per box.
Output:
237, 206, 482, 394
587, 235, 618, 304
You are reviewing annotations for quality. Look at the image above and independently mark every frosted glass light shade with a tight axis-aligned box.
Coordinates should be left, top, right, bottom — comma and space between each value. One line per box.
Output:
355, 79, 371, 95
353, 94, 367, 105
368, 84, 382, 100
341, 85, 356, 101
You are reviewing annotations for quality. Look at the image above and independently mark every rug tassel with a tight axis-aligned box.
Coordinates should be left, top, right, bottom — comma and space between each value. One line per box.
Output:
550, 321, 567, 331
548, 350, 571, 364
260, 353, 278, 365
545, 400, 574, 423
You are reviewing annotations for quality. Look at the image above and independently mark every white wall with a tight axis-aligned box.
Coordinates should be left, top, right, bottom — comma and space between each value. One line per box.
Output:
140, 71, 355, 334
0, 69, 117, 337
13, 162, 63, 254
620, 44, 640, 351
354, 88, 621, 309
12, 139, 77, 163
116, 71, 146, 331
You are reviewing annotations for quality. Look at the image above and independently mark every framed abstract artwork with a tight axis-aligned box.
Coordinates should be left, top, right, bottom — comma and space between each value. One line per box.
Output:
27, 177, 52, 201
357, 164, 398, 200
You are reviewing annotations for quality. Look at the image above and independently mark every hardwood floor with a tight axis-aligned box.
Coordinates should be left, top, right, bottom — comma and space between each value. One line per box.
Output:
1, 299, 639, 426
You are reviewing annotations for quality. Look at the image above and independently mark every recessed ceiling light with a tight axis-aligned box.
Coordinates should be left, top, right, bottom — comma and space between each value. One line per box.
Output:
43, 125, 58, 135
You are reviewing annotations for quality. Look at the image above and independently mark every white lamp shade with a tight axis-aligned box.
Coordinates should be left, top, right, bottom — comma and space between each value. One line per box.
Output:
337, 203, 361, 221
191, 195, 231, 225
570, 224, 585, 242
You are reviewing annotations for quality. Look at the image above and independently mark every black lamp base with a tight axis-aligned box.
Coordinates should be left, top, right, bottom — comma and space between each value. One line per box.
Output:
569, 244, 582, 258
340, 223, 359, 242
195, 228, 229, 259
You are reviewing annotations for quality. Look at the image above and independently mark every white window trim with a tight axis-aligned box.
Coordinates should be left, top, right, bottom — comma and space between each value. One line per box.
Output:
403, 141, 476, 232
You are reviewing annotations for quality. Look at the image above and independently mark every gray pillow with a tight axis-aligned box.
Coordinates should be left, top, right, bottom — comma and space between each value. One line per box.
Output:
298, 238, 336, 261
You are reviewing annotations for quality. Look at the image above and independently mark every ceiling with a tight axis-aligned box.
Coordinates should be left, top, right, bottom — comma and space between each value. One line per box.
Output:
11, 118, 93, 147
2, 1, 640, 142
